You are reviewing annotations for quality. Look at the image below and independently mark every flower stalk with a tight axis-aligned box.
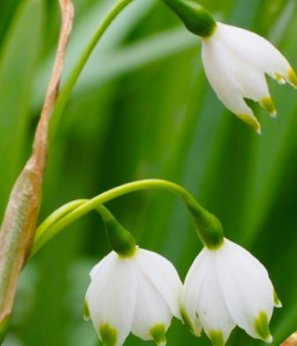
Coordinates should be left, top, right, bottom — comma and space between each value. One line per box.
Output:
50, 0, 134, 136
0, 0, 74, 338
31, 179, 224, 256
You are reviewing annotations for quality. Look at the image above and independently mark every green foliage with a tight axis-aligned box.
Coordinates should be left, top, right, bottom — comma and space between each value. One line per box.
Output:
1, 0, 297, 345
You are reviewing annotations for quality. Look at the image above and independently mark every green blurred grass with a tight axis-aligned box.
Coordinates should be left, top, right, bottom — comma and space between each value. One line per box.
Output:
1, 0, 297, 345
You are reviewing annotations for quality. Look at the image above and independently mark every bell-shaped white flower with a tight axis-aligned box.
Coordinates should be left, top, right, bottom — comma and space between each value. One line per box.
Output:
202, 22, 297, 133
85, 247, 182, 346
181, 238, 281, 345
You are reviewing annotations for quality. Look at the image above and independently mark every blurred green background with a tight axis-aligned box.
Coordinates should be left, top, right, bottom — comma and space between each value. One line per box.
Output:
1, 0, 297, 345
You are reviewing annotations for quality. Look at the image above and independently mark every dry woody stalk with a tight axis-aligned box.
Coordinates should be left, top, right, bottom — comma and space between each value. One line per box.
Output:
0, 0, 74, 337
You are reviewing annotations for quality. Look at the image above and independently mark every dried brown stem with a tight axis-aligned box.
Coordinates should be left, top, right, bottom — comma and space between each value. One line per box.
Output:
281, 332, 297, 346
0, 0, 74, 336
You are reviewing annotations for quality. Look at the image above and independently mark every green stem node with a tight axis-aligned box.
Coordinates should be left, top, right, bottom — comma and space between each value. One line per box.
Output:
96, 205, 136, 257
185, 198, 224, 249
162, 0, 216, 37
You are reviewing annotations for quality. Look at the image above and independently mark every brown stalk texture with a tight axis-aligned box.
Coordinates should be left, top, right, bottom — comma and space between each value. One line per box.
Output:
0, 0, 74, 336
281, 332, 297, 346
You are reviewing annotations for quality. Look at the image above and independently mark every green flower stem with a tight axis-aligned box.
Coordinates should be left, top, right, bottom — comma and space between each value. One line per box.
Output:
50, 0, 134, 136
161, 0, 216, 37
31, 179, 224, 256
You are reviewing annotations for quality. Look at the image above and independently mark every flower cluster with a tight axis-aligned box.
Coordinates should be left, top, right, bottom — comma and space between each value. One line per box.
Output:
83, 6, 287, 346
85, 238, 280, 346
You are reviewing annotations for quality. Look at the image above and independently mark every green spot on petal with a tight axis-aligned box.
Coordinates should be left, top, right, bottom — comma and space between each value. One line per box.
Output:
83, 300, 90, 320
288, 67, 297, 89
237, 113, 261, 134
180, 307, 201, 336
254, 311, 273, 343
99, 323, 118, 346
273, 290, 282, 308
150, 324, 166, 346
208, 330, 225, 346
260, 97, 277, 117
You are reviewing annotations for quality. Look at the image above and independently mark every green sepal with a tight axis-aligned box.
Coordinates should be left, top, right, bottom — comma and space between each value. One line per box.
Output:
185, 199, 224, 249
97, 205, 137, 257
162, 0, 216, 37
104, 217, 137, 257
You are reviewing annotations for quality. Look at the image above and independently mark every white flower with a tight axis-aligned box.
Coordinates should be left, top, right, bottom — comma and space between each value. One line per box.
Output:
85, 247, 182, 346
181, 238, 281, 345
202, 22, 297, 133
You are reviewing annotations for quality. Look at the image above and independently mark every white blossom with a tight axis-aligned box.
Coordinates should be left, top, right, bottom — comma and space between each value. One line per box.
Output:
85, 247, 182, 346
202, 22, 297, 133
181, 238, 281, 345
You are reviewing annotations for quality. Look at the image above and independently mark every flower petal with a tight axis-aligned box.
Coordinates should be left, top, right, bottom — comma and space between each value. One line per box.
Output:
131, 269, 172, 344
216, 22, 292, 82
135, 249, 182, 318
202, 37, 261, 133
86, 253, 137, 346
215, 239, 274, 342
182, 249, 209, 336
89, 251, 115, 280
187, 248, 235, 344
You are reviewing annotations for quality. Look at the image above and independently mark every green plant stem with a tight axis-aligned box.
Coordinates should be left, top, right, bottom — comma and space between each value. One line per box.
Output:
50, 0, 134, 135
31, 179, 224, 256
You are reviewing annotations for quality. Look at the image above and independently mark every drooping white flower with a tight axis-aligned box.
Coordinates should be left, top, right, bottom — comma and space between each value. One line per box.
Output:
85, 247, 182, 346
181, 238, 281, 345
202, 22, 297, 133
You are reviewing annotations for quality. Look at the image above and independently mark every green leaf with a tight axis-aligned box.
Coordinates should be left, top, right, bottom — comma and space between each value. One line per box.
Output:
0, 0, 44, 218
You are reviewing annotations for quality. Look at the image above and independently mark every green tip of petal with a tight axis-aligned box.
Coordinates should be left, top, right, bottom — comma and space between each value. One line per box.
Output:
274, 290, 282, 308
83, 300, 90, 321
150, 324, 167, 346
237, 113, 261, 134
288, 67, 297, 89
261, 97, 277, 118
180, 307, 201, 337
99, 323, 118, 346
254, 311, 273, 343
274, 73, 286, 85
208, 330, 225, 346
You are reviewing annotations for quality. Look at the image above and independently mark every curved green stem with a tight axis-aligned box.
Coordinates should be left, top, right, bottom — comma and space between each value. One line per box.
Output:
32, 179, 224, 257
50, 0, 134, 136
